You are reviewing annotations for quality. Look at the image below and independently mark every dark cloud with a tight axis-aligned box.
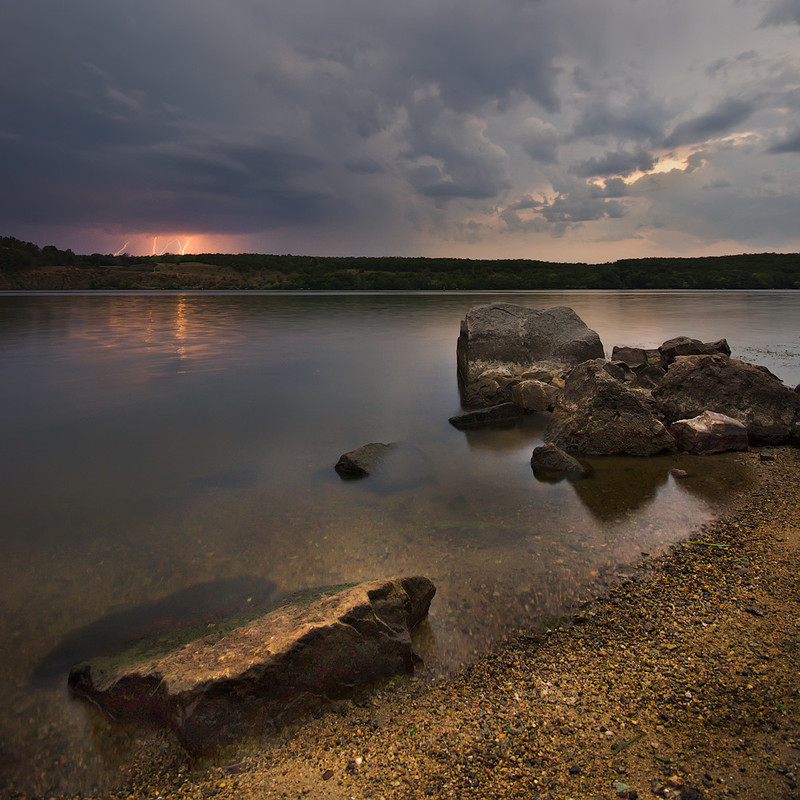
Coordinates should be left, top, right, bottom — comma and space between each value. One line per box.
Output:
662, 98, 757, 148
2, 0, 800, 257
762, 0, 800, 26
519, 118, 560, 164
570, 149, 656, 178
588, 178, 629, 198
571, 93, 669, 144
767, 130, 800, 153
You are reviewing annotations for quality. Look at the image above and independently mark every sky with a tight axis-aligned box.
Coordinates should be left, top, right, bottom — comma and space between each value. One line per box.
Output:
2, 0, 800, 261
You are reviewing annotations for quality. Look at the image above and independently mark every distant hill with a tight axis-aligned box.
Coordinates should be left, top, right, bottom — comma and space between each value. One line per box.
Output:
2, 235, 799, 290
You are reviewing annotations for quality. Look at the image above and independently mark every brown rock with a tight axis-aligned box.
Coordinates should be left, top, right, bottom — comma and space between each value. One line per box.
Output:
68, 577, 436, 751
511, 379, 559, 412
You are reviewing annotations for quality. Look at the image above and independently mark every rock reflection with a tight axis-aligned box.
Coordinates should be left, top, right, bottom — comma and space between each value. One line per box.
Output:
459, 414, 550, 451
558, 453, 754, 523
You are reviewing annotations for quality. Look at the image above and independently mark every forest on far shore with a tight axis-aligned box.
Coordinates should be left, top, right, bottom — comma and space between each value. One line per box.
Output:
2, 235, 800, 290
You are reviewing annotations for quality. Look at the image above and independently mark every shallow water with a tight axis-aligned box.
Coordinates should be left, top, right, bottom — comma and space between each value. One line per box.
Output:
0, 290, 798, 796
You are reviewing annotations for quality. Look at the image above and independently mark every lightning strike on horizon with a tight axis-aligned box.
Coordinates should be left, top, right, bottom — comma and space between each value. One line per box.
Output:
180, 237, 191, 255
113, 241, 129, 256
151, 236, 158, 256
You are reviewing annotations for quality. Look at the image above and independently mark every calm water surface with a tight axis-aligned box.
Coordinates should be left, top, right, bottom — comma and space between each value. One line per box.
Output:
1, 290, 798, 796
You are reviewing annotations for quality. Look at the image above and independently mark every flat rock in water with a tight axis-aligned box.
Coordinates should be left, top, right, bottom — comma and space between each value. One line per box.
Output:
449, 402, 524, 430
68, 576, 436, 751
670, 410, 749, 454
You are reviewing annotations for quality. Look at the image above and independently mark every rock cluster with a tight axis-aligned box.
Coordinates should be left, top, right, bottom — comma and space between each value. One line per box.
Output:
451, 304, 800, 457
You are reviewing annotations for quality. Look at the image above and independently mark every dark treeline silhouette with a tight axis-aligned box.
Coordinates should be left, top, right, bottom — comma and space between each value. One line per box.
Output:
2, 235, 800, 290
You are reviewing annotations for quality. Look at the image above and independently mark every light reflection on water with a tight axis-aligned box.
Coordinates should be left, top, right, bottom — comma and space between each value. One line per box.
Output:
0, 290, 797, 796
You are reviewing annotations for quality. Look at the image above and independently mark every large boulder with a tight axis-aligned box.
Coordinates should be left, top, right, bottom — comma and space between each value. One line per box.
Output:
457, 304, 603, 407
653, 354, 800, 445
658, 336, 731, 368
68, 577, 436, 751
545, 359, 676, 456
669, 410, 749, 454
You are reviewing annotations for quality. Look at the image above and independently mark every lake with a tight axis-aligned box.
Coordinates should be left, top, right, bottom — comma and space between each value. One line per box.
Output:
1, 289, 798, 796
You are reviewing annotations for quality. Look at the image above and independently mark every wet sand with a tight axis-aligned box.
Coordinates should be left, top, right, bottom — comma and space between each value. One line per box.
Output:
67, 447, 800, 799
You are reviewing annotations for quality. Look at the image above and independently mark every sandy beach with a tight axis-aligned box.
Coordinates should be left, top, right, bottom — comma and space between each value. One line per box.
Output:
78, 445, 800, 800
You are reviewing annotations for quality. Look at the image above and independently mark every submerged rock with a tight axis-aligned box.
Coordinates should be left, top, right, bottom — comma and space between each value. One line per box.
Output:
457, 304, 603, 407
653, 354, 800, 445
335, 442, 396, 477
68, 576, 436, 751
546, 359, 675, 456
670, 410, 749, 454
335, 442, 434, 493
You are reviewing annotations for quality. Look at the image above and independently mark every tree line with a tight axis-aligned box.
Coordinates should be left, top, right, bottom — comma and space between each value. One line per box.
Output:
2, 235, 799, 290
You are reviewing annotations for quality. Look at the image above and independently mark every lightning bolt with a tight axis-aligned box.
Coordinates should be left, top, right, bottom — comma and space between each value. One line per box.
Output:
113, 242, 129, 257
180, 237, 191, 255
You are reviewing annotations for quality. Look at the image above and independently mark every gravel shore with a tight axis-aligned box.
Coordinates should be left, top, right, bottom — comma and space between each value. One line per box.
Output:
97, 447, 800, 800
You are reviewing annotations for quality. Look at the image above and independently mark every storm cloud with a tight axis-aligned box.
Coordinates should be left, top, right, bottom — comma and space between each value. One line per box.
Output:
2, 0, 800, 259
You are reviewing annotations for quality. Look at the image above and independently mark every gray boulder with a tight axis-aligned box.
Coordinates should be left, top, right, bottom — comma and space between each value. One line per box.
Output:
457, 304, 603, 407
546, 359, 676, 456
669, 410, 749, 454
653, 354, 800, 445
530, 443, 587, 478
449, 402, 524, 430
335, 442, 434, 493
68, 576, 436, 751
659, 336, 731, 368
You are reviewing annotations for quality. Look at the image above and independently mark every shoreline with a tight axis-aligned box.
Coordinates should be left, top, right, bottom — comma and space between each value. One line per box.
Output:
91, 446, 800, 800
